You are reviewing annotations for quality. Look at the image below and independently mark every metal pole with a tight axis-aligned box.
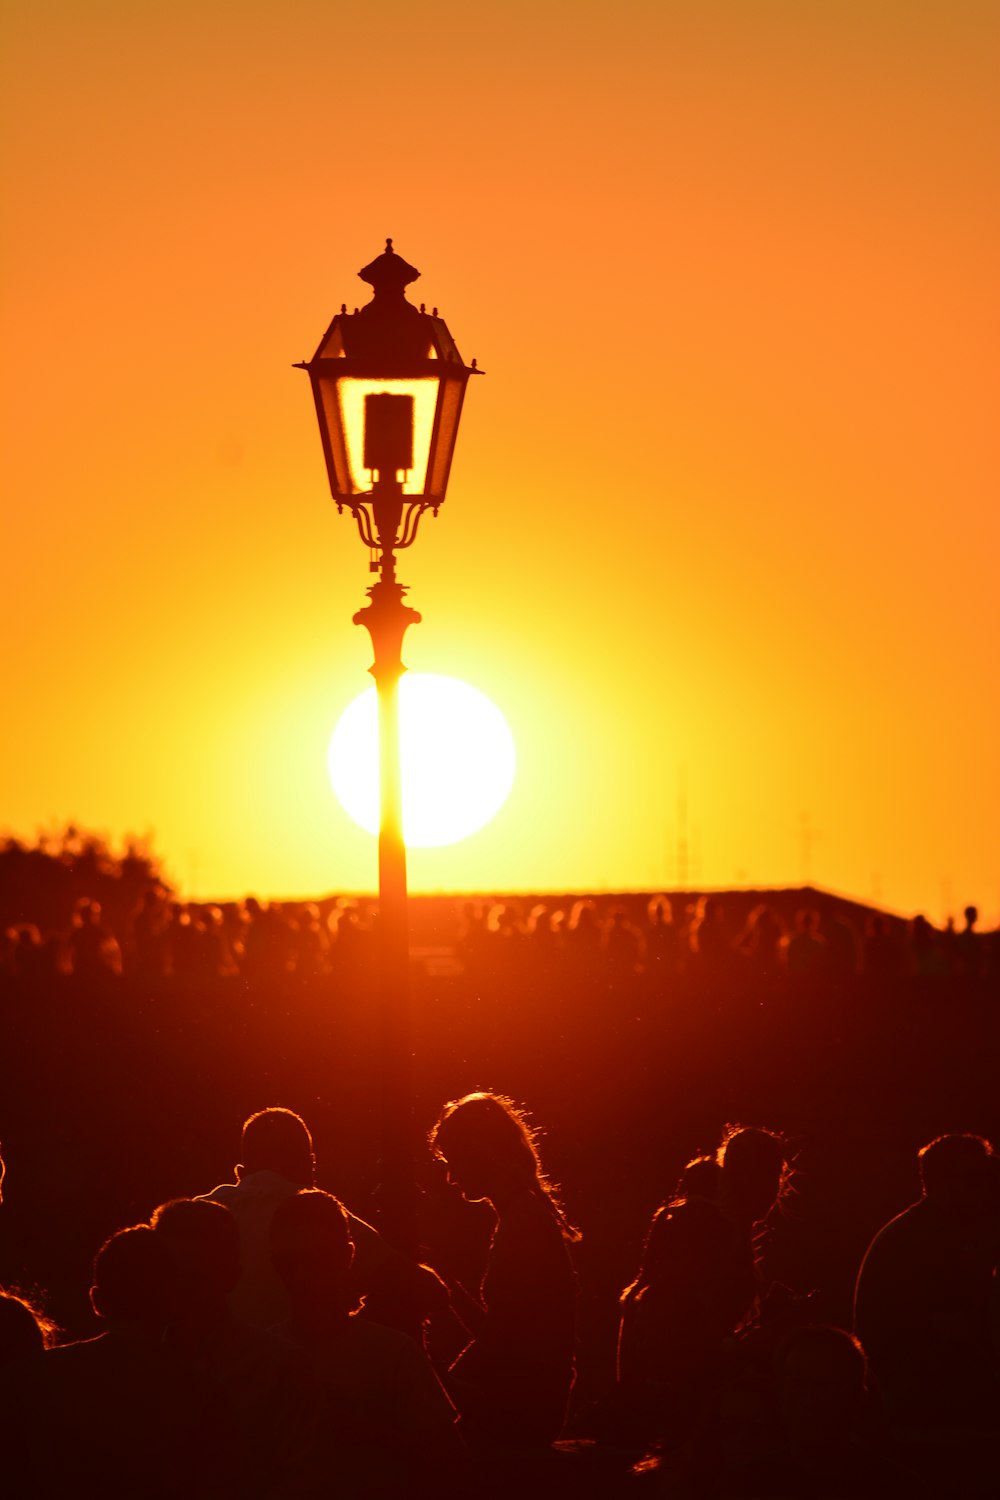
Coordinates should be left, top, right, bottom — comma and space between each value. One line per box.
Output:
353, 554, 421, 1261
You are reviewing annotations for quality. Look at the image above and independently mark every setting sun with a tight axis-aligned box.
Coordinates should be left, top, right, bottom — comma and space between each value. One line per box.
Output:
328, 674, 516, 848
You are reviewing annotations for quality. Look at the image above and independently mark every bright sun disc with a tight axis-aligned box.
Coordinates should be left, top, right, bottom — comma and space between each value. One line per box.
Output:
328, 674, 516, 848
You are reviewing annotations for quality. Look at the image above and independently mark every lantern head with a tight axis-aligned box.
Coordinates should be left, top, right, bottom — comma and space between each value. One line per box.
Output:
297, 240, 479, 554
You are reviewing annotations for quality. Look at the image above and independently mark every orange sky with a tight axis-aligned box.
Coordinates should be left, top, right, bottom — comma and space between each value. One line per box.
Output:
3, 1, 998, 920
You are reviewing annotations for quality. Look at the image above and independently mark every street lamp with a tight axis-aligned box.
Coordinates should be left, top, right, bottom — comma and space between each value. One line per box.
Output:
297, 239, 479, 1253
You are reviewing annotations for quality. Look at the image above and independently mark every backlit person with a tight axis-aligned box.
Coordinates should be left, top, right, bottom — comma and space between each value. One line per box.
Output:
430, 1091, 580, 1447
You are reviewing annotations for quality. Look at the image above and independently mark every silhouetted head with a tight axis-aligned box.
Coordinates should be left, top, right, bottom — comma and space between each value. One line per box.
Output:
568, 899, 599, 935
239, 1106, 315, 1186
270, 1189, 356, 1315
647, 894, 672, 927
91, 1224, 177, 1330
486, 901, 521, 937
526, 903, 562, 941
719, 1125, 788, 1225
431, 1092, 579, 1238
963, 905, 978, 930
431, 1092, 541, 1205
775, 1324, 867, 1446
910, 913, 932, 940
0, 1290, 52, 1365
918, 1133, 994, 1215
747, 904, 783, 939
151, 1198, 240, 1309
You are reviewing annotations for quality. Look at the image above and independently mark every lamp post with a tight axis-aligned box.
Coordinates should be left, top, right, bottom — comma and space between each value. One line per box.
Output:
297, 240, 478, 1254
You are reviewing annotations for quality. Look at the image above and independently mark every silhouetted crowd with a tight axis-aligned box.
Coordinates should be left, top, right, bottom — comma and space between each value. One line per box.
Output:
2, 847, 998, 1494
1, 1098, 999, 1496
2, 889, 996, 989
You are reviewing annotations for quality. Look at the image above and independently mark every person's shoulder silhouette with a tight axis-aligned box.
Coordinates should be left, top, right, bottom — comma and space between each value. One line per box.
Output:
854, 1132, 1000, 1435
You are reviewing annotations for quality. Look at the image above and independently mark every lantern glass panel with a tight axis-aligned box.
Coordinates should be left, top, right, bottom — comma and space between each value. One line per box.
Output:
317, 323, 347, 359
427, 377, 465, 497
338, 378, 438, 493
315, 376, 352, 495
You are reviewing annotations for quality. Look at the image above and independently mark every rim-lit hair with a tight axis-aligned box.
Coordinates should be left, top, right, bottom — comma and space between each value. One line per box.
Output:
430, 1091, 580, 1242
918, 1132, 994, 1197
719, 1123, 791, 1183
718, 1122, 794, 1235
240, 1106, 315, 1184
0, 1288, 58, 1359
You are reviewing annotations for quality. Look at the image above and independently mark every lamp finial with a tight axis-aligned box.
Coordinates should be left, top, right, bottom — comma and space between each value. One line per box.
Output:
359, 242, 420, 295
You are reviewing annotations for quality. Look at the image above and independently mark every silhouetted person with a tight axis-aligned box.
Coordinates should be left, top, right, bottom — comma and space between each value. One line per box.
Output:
2, 1225, 234, 1497
735, 904, 785, 979
430, 1091, 580, 1449
783, 909, 826, 977
4, 923, 61, 983
957, 904, 985, 978
853, 1133, 1000, 1439
689, 895, 731, 973
643, 893, 682, 981
129, 888, 171, 980
269, 1188, 466, 1494
822, 906, 860, 979
617, 1126, 788, 1445
290, 901, 330, 979
604, 905, 645, 979
239, 898, 293, 983
199, 1105, 448, 1337
564, 899, 602, 980
67, 897, 120, 981
861, 912, 904, 980
151, 1196, 316, 1496
908, 913, 948, 978
327, 899, 374, 983
0, 1291, 52, 1498
524, 903, 565, 978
